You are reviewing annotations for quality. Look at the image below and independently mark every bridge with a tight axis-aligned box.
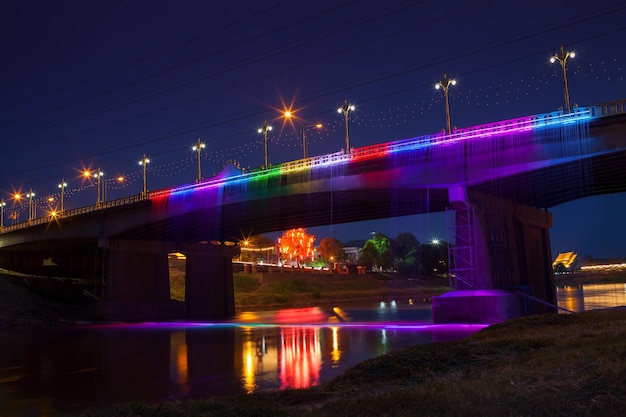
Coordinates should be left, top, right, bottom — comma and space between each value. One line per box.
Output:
1, 99, 625, 323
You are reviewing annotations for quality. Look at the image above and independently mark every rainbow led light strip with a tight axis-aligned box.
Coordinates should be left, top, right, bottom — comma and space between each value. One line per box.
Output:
151, 107, 594, 200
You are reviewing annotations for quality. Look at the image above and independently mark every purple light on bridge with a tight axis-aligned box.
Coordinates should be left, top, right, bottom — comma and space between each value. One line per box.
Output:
150, 108, 594, 201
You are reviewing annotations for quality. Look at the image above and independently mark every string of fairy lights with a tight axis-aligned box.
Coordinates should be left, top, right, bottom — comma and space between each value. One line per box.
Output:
1, 55, 622, 222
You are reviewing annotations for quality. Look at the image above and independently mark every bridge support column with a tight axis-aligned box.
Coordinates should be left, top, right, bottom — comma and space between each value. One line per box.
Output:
432, 188, 556, 324
89, 239, 184, 322
179, 242, 239, 320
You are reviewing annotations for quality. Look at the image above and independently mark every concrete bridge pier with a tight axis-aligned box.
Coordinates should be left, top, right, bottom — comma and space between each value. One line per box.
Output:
432, 188, 556, 324
89, 240, 239, 322
89, 239, 184, 322
178, 242, 239, 320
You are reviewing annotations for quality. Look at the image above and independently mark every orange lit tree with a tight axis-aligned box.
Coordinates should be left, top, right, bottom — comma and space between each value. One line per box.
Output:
278, 228, 316, 265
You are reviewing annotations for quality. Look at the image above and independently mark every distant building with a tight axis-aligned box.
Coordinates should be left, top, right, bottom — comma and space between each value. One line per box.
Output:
552, 251, 580, 273
343, 240, 366, 263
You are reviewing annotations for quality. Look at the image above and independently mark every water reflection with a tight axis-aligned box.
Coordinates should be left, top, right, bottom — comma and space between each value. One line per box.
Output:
0, 307, 485, 417
557, 282, 626, 312
280, 327, 321, 389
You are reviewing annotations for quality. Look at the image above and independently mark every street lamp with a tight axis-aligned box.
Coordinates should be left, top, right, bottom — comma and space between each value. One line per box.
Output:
86, 168, 104, 207
550, 45, 575, 113
283, 111, 322, 158
58, 179, 67, 213
337, 99, 355, 153
192, 138, 205, 183
435, 73, 456, 135
26, 189, 35, 221
12, 193, 22, 224
257, 120, 272, 169
0, 199, 5, 229
138, 154, 150, 197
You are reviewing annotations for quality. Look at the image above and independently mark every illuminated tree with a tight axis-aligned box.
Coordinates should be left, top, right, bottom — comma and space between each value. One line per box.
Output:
278, 228, 316, 265
319, 237, 344, 263
359, 233, 394, 271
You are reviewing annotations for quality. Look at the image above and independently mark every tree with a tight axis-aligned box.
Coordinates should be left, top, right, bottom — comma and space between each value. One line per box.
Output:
359, 240, 379, 270
358, 233, 394, 271
394, 232, 420, 259
278, 228, 316, 264
319, 237, 344, 263
372, 233, 394, 270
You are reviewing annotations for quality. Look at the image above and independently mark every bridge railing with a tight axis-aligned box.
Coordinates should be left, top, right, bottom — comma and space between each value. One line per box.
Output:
0, 193, 148, 234
591, 99, 626, 117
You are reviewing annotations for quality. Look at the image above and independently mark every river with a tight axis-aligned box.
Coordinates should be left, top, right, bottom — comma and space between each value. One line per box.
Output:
1, 283, 624, 416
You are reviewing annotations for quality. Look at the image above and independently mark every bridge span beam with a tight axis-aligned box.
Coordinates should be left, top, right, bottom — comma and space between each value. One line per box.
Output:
432, 188, 556, 324
89, 239, 238, 322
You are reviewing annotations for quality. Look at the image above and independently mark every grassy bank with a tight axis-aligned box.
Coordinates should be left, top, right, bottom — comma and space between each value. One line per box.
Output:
231, 273, 450, 309
81, 307, 626, 417
168, 258, 451, 309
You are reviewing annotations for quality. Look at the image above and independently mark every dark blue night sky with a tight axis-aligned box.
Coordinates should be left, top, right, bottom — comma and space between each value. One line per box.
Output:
1, 0, 625, 258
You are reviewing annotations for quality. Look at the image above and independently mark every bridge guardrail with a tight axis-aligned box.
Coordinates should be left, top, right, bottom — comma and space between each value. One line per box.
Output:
591, 99, 626, 117
1, 193, 148, 234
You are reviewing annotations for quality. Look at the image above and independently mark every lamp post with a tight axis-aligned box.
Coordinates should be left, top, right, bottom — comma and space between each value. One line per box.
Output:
13, 193, 21, 224
26, 189, 35, 221
283, 111, 322, 158
139, 154, 150, 197
192, 138, 205, 183
57, 179, 67, 213
258, 120, 272, 169
0, 199, 5, 229
435, 73, 456, 135
92, 168, 104, 207
550, 45, 575, 113
337, 99, 355, 153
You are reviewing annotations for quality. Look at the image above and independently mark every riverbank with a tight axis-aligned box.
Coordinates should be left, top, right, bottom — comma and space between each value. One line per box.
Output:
231, 272, 450, 310
0, 273, 90, 327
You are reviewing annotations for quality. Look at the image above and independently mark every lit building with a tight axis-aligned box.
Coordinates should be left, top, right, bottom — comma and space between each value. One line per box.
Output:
552, 251, 580, 273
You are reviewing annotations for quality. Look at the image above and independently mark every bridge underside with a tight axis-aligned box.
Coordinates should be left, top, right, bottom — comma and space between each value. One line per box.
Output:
472, 149, 626, 208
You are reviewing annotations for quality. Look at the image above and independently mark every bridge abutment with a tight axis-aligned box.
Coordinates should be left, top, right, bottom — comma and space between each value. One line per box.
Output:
433, 189, 556, 324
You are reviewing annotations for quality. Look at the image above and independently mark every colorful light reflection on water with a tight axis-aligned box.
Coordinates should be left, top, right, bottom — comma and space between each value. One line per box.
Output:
0, 307, 486, 416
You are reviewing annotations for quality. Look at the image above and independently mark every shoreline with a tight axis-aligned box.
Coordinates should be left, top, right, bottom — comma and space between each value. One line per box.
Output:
1, 270, 625, 328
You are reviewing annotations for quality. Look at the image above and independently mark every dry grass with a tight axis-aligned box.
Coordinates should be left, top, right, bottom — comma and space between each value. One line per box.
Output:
81, 308, 626, 417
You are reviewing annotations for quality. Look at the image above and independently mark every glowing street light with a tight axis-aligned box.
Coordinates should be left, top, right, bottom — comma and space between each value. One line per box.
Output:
337, 99, 355, 153
192, 138, 205, 183
85, 168, 104, 207
258, 120, 273, 169
138, 154, 150, 196
550, 45, 575, 113
57, 179, 67, 213
435, 73, 456, 135
0, 199, 5, 229
26, 189, 35, 221
12, 193, 22, 224
283, 111, 322, 158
